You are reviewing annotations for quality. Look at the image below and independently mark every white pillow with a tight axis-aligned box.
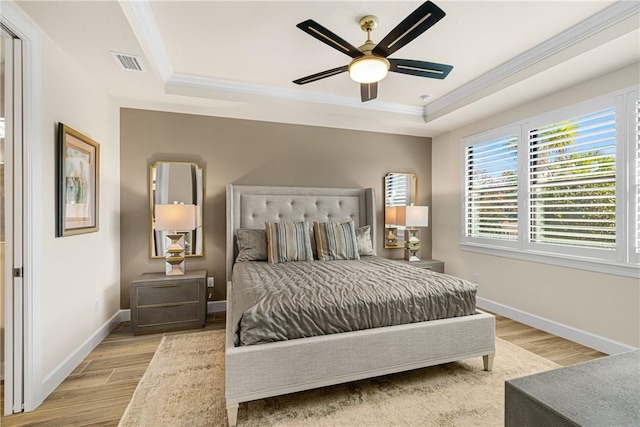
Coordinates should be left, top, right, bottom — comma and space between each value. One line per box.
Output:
355, 225, 375, 256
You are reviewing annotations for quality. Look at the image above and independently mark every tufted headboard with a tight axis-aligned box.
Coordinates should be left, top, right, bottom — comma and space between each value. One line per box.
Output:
226, 184, 376, 281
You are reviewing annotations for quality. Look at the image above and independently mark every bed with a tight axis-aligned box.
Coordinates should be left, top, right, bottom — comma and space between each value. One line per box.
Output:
225, 185, 495, 426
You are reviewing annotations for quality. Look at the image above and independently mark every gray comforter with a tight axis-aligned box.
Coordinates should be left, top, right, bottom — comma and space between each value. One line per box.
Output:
232, 256, 477, 346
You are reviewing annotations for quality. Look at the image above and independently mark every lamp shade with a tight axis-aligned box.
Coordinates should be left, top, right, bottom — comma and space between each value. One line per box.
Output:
396, 206, 429, 227
385, 206, 397, 225
348, 56, 390, 84
155, 203, 196, 231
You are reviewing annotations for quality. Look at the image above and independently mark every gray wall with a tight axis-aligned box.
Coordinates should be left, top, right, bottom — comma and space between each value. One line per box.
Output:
120, 108, 432, 308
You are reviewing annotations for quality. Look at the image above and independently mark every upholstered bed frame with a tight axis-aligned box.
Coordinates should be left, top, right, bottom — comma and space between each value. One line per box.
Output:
225, 184, 495, 426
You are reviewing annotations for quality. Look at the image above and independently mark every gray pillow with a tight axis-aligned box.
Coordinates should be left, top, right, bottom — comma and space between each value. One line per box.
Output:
355, 225, 375, 256
235, 229, 267, 262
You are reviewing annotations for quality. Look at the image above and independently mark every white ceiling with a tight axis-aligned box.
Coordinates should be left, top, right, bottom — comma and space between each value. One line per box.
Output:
15, 0, 640, 137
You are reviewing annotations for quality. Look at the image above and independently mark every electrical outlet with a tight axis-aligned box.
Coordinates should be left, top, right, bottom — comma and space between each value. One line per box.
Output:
472, 273, 480, 285
207, 277, 214, 287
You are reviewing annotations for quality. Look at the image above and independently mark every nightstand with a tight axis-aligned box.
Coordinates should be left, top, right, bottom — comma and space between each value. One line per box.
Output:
130, 269, 207, 335
389, 259, 444, 273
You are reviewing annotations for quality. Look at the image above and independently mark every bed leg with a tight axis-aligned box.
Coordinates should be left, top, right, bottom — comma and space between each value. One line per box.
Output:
227, 403, 239, 426
483, 354, 494, 371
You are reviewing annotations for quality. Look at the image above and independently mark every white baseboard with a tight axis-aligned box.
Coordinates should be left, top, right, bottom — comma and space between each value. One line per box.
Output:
41, 310, 122, 398
118, 300, 226, 323
39, 301, 228, 407
477, 297, 637, 355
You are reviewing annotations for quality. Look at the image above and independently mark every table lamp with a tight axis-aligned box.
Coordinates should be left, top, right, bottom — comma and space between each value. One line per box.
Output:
154, 202, 196, 275
396, 205, 429, 261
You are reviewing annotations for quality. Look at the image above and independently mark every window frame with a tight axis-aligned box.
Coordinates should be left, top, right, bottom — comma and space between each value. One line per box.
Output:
460, 88, 639, 278
628, 89, 640, 265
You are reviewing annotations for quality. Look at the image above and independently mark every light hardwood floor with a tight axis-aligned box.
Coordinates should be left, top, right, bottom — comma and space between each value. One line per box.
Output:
0, 311, 605, 426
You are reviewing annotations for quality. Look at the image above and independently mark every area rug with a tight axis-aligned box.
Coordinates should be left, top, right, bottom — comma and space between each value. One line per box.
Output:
118, 329, 559, 427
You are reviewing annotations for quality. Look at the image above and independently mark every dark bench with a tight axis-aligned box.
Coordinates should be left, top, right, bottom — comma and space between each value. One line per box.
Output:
505, 349, 639, 426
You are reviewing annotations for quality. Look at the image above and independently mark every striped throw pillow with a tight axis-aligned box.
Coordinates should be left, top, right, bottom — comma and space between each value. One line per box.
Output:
313, 221, 360, 261
265, 221, 314, 264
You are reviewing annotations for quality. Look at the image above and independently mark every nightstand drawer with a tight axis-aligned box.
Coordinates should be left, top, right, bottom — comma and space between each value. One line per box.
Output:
136, 301, 200, 327
136, 281, 200, 306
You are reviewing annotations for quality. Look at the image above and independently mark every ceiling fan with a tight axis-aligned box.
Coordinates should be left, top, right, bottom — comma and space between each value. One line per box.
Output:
293, 1, 453, 102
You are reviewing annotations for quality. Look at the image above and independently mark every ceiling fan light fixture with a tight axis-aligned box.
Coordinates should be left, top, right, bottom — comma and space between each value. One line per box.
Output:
348, 56, 390, 84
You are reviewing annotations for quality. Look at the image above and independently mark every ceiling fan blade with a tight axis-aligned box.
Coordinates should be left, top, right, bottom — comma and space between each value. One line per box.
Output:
297, 20, 364, 59
293, 65, 349, 85
361, 82, 378, 102
389, 58, 452, 79
372, 1, 446, 58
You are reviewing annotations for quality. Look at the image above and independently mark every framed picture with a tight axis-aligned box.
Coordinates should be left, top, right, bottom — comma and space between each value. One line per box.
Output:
56, 123, 99, 237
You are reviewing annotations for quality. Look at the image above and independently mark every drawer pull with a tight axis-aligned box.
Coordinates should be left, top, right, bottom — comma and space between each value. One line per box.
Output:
150, 284, 182, 289
155, 303, 183, 308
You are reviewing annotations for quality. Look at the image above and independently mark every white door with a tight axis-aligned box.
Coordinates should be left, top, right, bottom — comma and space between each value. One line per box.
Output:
1, 24, 25, 415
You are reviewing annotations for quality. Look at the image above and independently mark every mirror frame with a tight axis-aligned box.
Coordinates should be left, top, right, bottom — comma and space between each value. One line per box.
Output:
384, 172, 418, 249
149, 161, 204, 258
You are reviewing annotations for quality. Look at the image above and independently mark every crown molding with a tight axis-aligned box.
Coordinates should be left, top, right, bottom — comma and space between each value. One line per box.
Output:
424, 0, 640, 121
166, 73, 424, 117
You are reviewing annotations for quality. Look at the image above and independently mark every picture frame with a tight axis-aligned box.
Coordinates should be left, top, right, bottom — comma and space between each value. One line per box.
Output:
56, 123, 100, 237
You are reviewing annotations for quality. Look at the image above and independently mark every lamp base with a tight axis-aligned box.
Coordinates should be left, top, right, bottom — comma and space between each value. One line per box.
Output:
404, 228, 421, 261
165, 233, 186, 275
405, 253, 421, 262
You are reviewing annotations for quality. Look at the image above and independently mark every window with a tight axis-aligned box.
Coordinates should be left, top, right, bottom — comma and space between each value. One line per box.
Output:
464, 132, 518, 243
462, 90, 639, 277
528, 108, 617, 254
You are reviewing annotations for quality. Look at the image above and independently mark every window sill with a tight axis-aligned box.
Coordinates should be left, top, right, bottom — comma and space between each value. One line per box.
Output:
460, 242, 639, 279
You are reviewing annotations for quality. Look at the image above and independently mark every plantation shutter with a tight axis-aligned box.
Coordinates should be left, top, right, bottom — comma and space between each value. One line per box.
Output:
528, 108, 617, 250
464, 135, 519, 241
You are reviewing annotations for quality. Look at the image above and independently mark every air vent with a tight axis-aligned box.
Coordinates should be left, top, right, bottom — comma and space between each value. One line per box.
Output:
110, 52, 145, 72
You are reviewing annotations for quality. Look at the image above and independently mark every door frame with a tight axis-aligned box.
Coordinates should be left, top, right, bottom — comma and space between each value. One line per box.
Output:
1, 1, 43, 413
3, 27, 24, 415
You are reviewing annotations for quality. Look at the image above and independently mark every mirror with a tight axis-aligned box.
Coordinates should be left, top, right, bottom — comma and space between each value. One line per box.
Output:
150, 161, 204, 258
384, 172, 417, 249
